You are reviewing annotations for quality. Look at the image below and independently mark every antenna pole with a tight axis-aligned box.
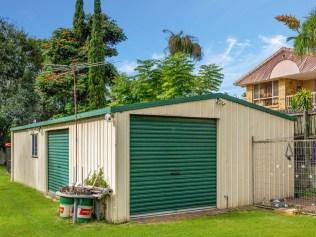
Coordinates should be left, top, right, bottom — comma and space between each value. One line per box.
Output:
72, 66, 78, 184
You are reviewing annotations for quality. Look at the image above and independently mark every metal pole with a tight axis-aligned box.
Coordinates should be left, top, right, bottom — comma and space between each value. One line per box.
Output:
251, 136, 255, 205
72, 67, 78, 184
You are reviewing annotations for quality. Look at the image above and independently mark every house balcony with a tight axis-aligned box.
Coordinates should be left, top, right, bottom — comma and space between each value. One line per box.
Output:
285, 91, 316, 111
253, 96, 279, 109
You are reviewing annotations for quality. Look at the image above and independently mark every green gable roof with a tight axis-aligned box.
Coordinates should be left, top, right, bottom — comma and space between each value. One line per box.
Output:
11, 93, 295, 132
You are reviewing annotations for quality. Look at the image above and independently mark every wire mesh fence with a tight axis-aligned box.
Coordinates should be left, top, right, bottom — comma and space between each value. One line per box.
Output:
253, 139, 316, 214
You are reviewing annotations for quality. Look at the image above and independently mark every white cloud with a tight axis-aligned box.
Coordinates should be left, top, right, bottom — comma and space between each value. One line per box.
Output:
115, 34, 290, 96
260, 35, 289, 55
117, 60, 137, 75
116, 53, 166, 75
151, 52, 165, 60
201, 34, 290, 96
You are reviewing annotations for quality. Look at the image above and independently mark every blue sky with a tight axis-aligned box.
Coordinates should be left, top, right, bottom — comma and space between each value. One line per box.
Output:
1, 0, 315, 95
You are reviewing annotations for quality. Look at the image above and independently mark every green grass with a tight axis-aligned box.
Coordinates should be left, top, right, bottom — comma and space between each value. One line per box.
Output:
1, 167, 316, 237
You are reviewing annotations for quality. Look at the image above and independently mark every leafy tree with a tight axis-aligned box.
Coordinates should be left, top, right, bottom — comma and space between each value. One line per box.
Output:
131, 59, 162, 102
35, 28, 88, 119
88, 0, 111, 109
111, 74, 134, 105
73, 0, 87, 42
195, 64, 224, 95
112, 53, 223, 105
86, 13, 126, 58
42, 28, 85, 65
158, 53, 195, 99
276, 10, 316, 55
163, 30, 202, 60
0, 19, 42, 145
291, 89, 312, 139
36, 0, 126, 118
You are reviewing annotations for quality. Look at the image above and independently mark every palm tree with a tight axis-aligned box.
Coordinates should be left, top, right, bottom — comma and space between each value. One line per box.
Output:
275, 10, 316, 55
163, 30, 202, 61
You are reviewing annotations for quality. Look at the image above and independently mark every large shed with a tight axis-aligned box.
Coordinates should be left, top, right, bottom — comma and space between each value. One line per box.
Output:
11, 93, 295, 223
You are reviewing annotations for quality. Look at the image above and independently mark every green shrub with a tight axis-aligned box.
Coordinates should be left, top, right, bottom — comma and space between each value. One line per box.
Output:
84, 168, 108, 188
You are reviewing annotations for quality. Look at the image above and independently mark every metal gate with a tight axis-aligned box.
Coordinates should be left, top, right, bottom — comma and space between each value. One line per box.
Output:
253, 138, 316, 214
130, 115, 217, 216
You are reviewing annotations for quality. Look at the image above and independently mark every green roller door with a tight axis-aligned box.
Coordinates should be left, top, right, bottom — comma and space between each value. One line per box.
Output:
130, 115, 217, 215
48, 129, 69, 193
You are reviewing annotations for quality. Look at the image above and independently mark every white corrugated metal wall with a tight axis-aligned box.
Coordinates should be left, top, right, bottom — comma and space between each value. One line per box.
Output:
11, 117, 117, 221
114, 99, 294, 222
12, 98, 294, 223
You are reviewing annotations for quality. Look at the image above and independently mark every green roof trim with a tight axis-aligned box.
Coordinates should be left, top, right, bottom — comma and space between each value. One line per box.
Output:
11, 93, 295, 132
10, 107, 111, 132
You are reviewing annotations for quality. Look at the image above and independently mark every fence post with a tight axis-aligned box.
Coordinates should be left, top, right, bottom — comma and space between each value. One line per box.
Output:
251, 136, 255, 205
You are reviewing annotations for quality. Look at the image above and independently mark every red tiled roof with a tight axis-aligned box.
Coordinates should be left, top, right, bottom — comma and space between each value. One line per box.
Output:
235, 47, 316, 86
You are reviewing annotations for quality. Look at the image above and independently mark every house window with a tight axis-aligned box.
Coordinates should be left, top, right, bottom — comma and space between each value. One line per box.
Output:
253, 81, 279, 106
32, 134, 38, 158
273, 81, 279, 96
253, 84, 260, 100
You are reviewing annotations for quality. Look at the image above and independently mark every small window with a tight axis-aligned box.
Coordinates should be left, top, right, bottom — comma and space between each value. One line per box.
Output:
32, 134, 38, 158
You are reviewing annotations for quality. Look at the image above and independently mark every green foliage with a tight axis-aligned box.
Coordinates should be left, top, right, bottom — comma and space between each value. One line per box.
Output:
88, 0, 106, 109
112, 53, 223, 105
132, 59, 162, 102
84, 168, 108, 188
35, 72, 89, 119
276, 10, 316, 55
294, 10, 316, 55
158, 53, 195, 99
86, 13, 127, 58
195, 64, 223, 95
43, 28, 85, 65
73, 0, 87, 42
111, 74, 134, 105
290, 88, 313, 111
163, 30, 202, 60
0, 19, 42, 145
35, 28, 89, 119
35, 0, 126, 118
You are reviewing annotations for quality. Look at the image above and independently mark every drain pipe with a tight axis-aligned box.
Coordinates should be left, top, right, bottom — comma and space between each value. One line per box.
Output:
224, 195, 229, 209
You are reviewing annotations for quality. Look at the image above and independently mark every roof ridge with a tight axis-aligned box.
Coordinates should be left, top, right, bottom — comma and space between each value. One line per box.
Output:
234, 47, 291, 86
11, 93, 295, 132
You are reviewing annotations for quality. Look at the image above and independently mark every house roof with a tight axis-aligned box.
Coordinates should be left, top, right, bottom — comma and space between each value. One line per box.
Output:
235, 47, 316, 86
11, 93, 295, 132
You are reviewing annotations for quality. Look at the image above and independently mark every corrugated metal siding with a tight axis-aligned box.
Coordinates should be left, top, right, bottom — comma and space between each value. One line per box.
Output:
12, 98, 295, 223
12, 117, 117, 222
130, 115, 217, 215
48, 129, 69, 193
115, 99, 294, 222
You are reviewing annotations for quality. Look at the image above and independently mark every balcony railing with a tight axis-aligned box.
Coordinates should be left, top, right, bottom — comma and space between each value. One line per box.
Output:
286, 92, 316, 109
253, 96, 279, 108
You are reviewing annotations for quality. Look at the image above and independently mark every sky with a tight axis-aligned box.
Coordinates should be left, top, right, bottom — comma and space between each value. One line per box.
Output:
1, 0, 315, 95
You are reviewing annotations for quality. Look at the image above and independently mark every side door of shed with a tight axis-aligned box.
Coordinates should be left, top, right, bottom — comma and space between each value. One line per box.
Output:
47, 129, 69, 193
130, 115, 217, 216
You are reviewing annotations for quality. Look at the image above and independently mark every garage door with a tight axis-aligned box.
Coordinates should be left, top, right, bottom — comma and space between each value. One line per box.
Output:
48, 129, 69, 193
130, 115, 217, 215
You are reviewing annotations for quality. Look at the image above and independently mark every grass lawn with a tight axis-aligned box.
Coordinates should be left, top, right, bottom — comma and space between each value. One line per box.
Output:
1, 167, 316, 237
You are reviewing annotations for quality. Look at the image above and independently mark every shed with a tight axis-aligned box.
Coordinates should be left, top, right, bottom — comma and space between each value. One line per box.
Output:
11, 93, 295, 223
